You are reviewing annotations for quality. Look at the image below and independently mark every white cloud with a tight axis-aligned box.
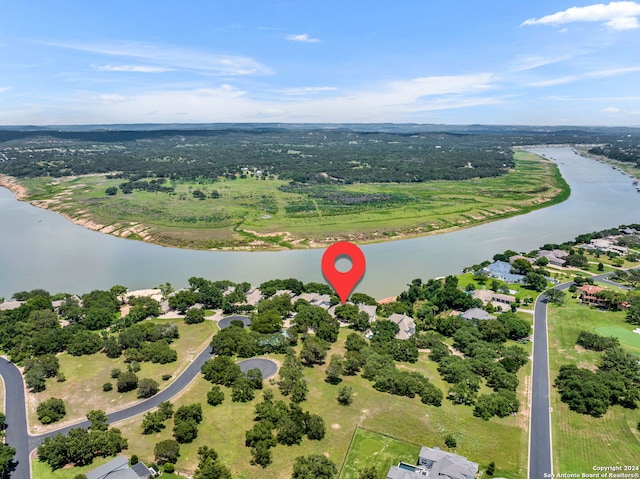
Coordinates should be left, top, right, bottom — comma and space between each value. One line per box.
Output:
30, 72, 499, 124
94, 64, 174, 73
528, 66, 640, 86
511, 53, 576, 71
96, 94, 128, 104
602, 106, 622, 112
282, 86, 337, 95
522, 1, 640, 30
0, 87, 9, 93
42, 40, 273, 76
285, 33, 321, 43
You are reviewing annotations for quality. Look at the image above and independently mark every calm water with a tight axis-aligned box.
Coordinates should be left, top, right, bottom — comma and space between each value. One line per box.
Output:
1, 147, 638, 299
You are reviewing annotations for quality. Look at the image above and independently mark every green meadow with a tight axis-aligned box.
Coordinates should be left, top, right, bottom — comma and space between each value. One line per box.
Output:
20, 150, 569, 250
547, 300, 640, 473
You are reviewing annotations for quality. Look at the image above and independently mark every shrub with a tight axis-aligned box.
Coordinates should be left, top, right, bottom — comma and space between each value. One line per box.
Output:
37, 398, 66, 424
110, 368, 121, 379
137, 378, 159, 398
164, 463, 175, 473
103, 382, 113, 392
207, 386, 225, 406
154, 439, 180, 465
117, 371, 138, 393
162, 374, 172, 381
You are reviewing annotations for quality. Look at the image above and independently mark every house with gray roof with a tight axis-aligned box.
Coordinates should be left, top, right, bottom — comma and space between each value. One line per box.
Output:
536, 249, 568, 266
387, 313, 416, 340
358, 304, 377, 322
294, 292, 332, 309
460, 308, 496, 321
387, 446, 478, 479
480, 261, 525, 284
86, 456, 153, 479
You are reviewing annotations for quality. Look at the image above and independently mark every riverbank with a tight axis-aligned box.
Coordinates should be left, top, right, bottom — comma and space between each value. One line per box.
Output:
1, 150, 571, 252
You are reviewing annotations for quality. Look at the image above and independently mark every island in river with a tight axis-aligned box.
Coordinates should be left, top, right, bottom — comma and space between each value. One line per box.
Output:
0, 125, 575, 250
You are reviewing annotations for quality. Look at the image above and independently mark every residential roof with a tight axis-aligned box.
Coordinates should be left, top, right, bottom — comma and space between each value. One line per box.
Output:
387, 466, 422, 479
460, 308, 496, 321
418, 446, 479, 479
387, 313, 416, 340
481, 261, 526, 283
358, 304, 378, 321
86, 456, 153, 479
245, 288, 264, 306
0, 301, 22, 311
580, 285, 605, 295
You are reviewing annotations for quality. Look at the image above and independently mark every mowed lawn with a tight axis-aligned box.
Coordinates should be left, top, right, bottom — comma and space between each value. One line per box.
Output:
21, 150, 569, 250
339, 428, 421, 479
27, 318, 216, 434
547, 300, 640, 473
110, 329, 530, 479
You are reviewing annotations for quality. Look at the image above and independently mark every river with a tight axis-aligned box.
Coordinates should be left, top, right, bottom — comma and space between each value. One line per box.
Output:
1, 147, 638, 300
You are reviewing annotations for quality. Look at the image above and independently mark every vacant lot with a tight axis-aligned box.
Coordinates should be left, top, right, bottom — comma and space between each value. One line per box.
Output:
27, 318, 216, 434
547, 300, 640, 473
20, 151, 568, 250
108, 328, 529, 479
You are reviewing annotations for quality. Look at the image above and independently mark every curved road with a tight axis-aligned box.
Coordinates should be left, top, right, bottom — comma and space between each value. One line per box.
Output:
529, 271, 618, 479
0, 344, 215, 479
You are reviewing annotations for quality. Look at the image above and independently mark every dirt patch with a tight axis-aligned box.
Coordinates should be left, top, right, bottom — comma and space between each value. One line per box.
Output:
331, 423, 341, 430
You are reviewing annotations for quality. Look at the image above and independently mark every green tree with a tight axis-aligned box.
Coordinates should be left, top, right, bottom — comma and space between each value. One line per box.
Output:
185, 307, 206, 324
325, 354, 343, 384
154, 439, 180, 465
207, 386, 225, 406
292, 454, 337, 479
137, 378, 159, 398
37, 398, 66, 424
116, 371, 138, 393
444, 434, 457, 448
87, 410, 109, 431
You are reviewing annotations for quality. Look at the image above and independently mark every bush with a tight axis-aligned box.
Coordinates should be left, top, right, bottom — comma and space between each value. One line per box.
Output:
337, 386, 353, 405
117, 371, 138, 393
137, 378, 159, 398
103, 382, 113, 392
154, 439, 180, 465
110, 368, 121, 379
444, 434, 457, 448
37, 398, 66, 424
164, 463, 175, 473
207, 386, 225, 406
185, 307, 205, 324
162, 374, 172, 381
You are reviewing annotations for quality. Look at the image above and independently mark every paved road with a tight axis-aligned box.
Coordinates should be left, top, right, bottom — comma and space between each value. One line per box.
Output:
1, 336, 283, 478
0, 344, 214, 478
0, 357, 29, 479
529, 271, 617, 479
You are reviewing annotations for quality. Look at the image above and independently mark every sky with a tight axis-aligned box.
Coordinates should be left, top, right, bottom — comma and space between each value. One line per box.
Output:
1, 1, 640, 126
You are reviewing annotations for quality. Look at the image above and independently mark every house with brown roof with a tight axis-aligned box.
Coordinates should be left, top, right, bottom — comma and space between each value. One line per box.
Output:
579, 284, 607, 307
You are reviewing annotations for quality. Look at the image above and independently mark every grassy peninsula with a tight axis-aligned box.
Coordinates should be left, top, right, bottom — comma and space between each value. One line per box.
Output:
10, 150, 568, 250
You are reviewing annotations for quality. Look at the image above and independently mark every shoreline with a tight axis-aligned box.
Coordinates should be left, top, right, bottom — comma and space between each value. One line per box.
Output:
0, 154, 571, 252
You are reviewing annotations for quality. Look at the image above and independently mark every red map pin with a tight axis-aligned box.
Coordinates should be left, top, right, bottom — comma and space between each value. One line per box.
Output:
321, 241, 366, 304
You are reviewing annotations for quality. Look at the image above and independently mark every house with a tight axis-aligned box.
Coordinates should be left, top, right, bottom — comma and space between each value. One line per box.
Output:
460, 308, 496, 321
358, 304, 378, 322
471, 289, 516, 308
588, 238, 628, 255
579, 285, 607, 307
387, 313, 416, 340
294, 292, 332, 309
244, 288, 264, 306
508, 254, 534, 264
620, 227, 637, 235
387, 446, 478, 479
86, 456, 154, 479
480, 261, 525, 284
536, 249, 568, 266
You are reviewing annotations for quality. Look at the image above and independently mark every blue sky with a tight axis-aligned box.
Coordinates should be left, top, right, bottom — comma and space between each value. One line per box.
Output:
1, 1, 640, 126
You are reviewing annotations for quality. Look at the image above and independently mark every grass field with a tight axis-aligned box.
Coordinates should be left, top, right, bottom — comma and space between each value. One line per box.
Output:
18, 150, 569, 250
103, 328, 530, 479
27, 318, 216, 434
339, 428, 422, 479
547, 300, 640, 473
